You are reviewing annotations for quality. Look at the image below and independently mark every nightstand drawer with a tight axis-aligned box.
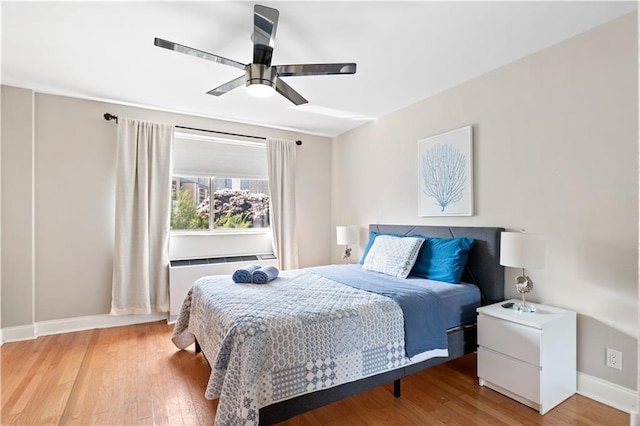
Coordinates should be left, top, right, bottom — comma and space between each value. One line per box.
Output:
478, 314, 541, 365
478, 346, 541, 404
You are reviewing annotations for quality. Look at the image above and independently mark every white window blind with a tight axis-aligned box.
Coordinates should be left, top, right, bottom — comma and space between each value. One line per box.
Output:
173, 133, 268, 178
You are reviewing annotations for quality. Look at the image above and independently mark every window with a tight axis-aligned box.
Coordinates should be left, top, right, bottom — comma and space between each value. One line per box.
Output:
171, 176, 270, 231
170, 132, 270, 233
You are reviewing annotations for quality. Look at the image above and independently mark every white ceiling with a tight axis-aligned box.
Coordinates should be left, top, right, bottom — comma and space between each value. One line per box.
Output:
2, 1, 636, 137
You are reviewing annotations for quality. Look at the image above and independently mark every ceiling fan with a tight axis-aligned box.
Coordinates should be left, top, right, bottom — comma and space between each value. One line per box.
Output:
154, 4, 357, 105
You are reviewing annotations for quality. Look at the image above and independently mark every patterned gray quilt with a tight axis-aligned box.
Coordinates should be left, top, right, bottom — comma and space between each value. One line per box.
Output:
172, 269, 445, 425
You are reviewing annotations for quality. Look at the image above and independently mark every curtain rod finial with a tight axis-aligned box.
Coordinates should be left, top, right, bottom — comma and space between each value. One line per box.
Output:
104, 113, 118, 122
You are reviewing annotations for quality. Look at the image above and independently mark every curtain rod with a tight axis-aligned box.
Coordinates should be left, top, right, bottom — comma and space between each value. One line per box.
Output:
103, 113, 302, 146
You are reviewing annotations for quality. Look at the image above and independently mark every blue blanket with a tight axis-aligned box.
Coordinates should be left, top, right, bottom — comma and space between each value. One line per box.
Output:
307, 265, 447, 357
252, 265, 279, 284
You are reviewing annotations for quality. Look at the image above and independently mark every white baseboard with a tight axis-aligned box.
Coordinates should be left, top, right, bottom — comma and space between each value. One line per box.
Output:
577, 371, 637, 414
2, 323, 36, 342
1, 312, 167, 343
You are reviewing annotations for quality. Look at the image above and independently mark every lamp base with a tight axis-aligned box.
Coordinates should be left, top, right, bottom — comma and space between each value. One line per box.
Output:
342, 246, 352, 265
514, 302, 536, 313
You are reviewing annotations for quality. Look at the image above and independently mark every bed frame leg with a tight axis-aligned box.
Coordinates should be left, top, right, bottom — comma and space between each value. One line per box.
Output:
394, 379, 401, 398
195, 339, 201, 353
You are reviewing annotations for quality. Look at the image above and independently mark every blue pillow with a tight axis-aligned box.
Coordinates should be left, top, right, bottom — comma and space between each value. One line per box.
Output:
359, 231, 407, 264
410, 237, 475, 283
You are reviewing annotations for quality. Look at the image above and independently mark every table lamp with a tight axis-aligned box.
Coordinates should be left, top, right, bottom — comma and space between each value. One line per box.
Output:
500, 231, 545, 312
336, 225, 357, 264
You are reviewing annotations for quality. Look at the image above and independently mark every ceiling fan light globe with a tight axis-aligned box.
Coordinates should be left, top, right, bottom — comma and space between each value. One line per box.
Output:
246, 82, 276, 98
245, 63, 278, 98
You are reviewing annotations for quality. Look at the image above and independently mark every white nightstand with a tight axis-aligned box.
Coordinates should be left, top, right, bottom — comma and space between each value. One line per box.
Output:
476, 299, 576, 414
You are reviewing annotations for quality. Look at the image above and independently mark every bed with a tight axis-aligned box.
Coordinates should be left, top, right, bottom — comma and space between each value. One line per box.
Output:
172, 224, 504, 425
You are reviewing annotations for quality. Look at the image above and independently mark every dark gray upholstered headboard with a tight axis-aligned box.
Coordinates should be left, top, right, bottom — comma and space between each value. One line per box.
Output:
369, 224, 505, 305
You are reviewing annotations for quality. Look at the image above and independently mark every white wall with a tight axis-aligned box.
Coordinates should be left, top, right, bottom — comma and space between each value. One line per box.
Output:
1, 86, 34, 328
332, 13, 638, 391
0, 84, 2, 335
1, 91, 332, 326
0, 0, 3, 338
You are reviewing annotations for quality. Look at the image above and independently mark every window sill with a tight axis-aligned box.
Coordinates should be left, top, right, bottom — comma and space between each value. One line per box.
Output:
170, 229, 271, 237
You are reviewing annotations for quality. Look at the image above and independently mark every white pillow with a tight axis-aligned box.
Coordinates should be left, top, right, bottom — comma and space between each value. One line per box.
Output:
362, 235, 424, 278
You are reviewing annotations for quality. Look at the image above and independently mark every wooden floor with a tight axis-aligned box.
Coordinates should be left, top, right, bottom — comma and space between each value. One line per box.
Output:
1, 321, 628, 425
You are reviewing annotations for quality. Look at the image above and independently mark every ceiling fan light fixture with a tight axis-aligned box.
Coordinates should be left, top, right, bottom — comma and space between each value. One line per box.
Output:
246, 63, 277, 98
246, 81, 276, 98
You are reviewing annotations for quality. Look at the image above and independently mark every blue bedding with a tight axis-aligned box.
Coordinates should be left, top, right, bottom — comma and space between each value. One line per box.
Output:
411, 276, 481, 329
307, 264, 448, 357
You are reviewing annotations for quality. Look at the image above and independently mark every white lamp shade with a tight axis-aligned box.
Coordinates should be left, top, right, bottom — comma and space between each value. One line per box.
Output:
500, 232, 545, 269
336, 225, 357, 245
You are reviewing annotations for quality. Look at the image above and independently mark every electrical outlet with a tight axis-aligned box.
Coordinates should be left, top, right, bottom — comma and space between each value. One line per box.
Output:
606, 348, 622, 370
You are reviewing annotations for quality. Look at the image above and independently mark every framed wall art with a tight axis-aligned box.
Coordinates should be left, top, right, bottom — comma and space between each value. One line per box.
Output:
418, 126, 474, 216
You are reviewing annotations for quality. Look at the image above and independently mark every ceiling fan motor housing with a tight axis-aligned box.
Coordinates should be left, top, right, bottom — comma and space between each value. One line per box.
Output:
246, 63, 277, 89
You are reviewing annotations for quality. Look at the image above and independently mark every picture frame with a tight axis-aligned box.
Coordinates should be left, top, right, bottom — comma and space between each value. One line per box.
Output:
418, 126, 474, 216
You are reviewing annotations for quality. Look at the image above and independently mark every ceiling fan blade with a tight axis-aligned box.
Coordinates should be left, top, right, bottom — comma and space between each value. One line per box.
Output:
253, 5, 279, 66
275, 63, 357, 77
154, 38, 245, 71
206, 75, 246, 96
275, 79, 308, 105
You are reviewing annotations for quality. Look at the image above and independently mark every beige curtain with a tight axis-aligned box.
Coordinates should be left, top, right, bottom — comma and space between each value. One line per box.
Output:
266, 138, 299, 270
111, 118, 174, 315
